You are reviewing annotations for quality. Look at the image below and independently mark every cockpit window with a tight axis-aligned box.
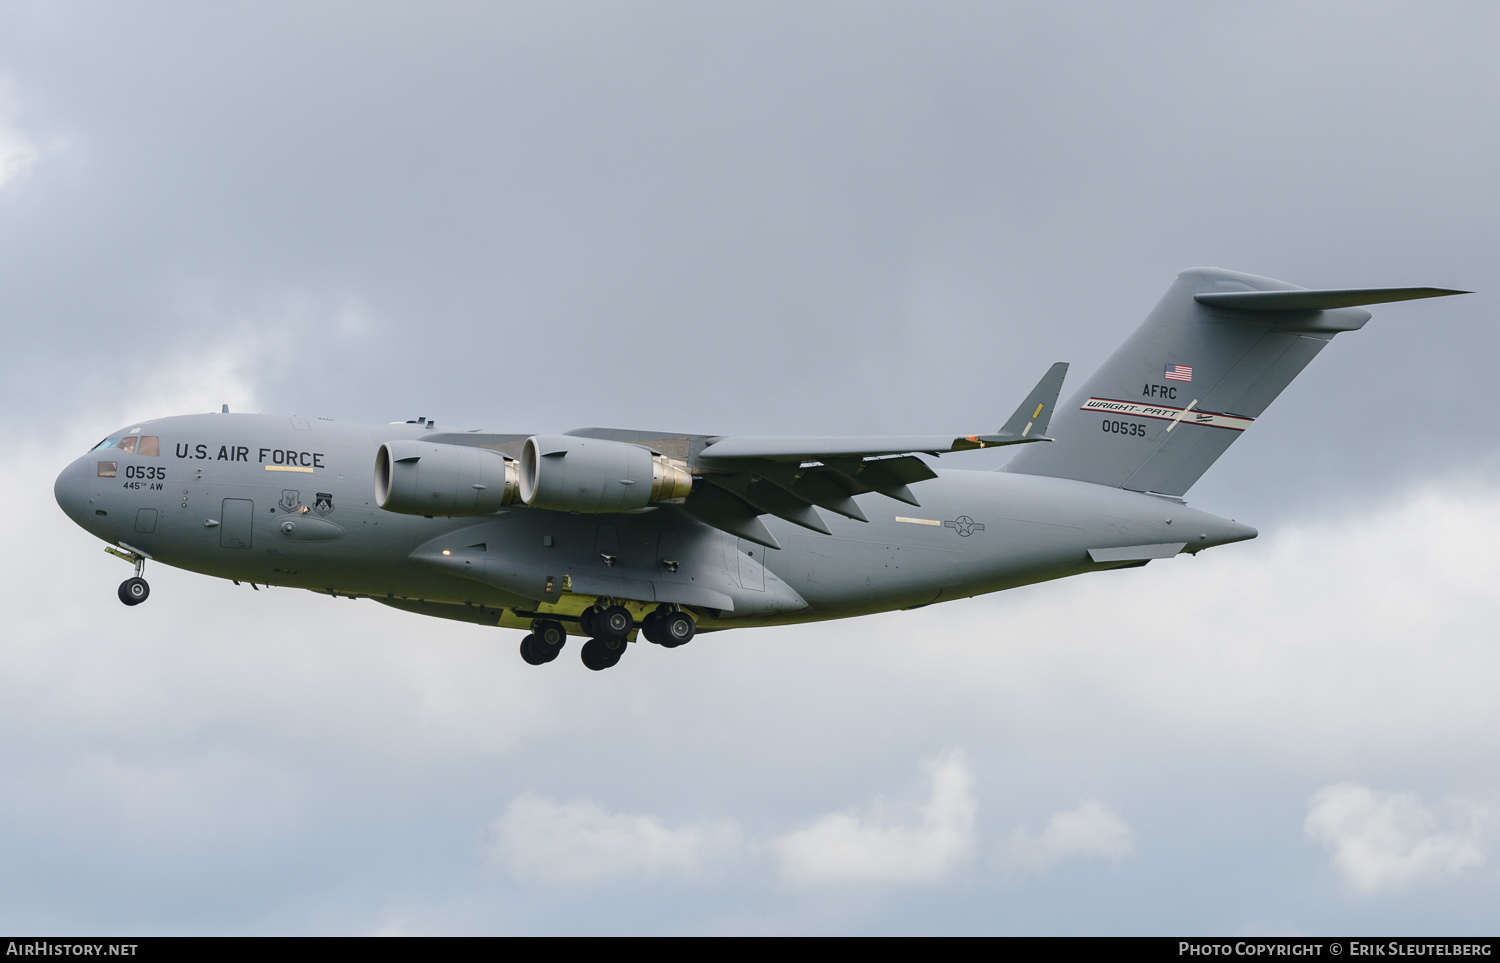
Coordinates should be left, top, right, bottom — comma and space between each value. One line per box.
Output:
90, 435, 159, 455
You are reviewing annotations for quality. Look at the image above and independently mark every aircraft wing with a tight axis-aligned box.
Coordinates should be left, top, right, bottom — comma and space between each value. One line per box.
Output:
698, 433, 1030, 459
685, 362, 1068, 549
697, 362, 1069, 461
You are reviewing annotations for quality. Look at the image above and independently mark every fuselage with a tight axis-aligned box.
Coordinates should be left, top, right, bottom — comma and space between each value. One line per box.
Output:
54, 412, 1256, 635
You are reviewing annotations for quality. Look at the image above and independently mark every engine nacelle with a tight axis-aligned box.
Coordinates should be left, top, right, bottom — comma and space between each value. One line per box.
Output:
375, 440, 519, 516
519, 434, 693, 512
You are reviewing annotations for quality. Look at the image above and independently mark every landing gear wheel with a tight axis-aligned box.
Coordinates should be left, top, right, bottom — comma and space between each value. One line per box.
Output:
534, 619, 567, 648
522, 620, 566, 665
661, 611, 695, 647
641, 610, 666, 645
118, 577, 150, 606
580, 636, 625, 671
597, 605, 633, 641
578, 606, 599, 638
519, 634, 548, 666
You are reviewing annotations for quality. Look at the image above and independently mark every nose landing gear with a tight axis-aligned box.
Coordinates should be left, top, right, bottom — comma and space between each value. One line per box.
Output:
106, 545, 151, 606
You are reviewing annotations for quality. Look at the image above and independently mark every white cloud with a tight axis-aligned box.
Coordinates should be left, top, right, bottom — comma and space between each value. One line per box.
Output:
835, 481, 1500, 761
774, 749, 977, 887
0, 125, 37, 189
488, 794, 741, 885
999, 799, 1133, 874
1304, 783, 1491, 895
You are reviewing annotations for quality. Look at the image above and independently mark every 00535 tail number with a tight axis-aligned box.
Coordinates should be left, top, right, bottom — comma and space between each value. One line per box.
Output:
1102, 419, 1147, 438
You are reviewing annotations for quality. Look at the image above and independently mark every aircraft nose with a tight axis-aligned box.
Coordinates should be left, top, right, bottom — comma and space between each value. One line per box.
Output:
54, 455, 93, 526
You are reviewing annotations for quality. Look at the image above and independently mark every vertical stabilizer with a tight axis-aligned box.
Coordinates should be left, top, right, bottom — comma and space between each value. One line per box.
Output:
1002, 268, 1463, 496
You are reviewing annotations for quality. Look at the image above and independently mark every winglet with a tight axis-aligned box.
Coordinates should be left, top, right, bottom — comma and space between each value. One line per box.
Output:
998, 361, 1069, 439
947, 362, 1069, 450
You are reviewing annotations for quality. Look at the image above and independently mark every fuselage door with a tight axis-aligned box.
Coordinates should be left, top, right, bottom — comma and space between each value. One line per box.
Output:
221, 498, 254, 549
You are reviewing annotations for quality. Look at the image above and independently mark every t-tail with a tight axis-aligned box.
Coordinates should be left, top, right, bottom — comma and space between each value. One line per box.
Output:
1003, 267, 1467, 496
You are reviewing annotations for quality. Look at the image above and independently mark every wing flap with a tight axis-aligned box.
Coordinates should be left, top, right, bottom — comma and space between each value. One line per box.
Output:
820, 457, 929, 507
680, 484, 782, 550
703, 473, 832, 535
768, 465, 870, 522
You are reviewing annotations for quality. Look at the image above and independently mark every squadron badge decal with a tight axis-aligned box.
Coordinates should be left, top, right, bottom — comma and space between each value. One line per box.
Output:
278, 489, 301, 513
313, 492, 335, 517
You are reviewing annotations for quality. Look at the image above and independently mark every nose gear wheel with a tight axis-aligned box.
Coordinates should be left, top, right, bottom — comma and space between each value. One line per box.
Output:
118, 577, 150, 606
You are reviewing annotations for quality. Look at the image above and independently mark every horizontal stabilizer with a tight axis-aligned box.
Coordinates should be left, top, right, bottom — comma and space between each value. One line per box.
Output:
1195, 287, 1468, 312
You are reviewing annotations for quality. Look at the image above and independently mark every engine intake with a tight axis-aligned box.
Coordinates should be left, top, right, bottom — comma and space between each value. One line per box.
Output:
375, 440, 519, 516
519, 434, 693, 512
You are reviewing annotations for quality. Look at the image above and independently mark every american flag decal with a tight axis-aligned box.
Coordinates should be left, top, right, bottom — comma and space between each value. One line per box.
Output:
1164, 364, 1193, 383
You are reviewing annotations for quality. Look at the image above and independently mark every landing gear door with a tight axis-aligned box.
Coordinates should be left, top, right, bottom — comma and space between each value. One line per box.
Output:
221, 498, 254, 549
737, 538, 766, 592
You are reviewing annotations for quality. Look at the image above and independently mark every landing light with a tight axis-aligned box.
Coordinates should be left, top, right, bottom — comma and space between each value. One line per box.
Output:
442, 550, 451, 556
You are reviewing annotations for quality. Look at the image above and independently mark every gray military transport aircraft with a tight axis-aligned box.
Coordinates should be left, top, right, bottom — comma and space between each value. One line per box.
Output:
54, 268, 1466, 671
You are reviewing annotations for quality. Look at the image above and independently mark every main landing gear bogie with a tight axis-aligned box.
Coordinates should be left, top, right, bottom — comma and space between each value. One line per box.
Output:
642, 606, 695, 648
520, 619, 567, 665
517, 602, 697, 671
579, 603, 632, 642
580, 635, 627, 671
577, 601, 633, 672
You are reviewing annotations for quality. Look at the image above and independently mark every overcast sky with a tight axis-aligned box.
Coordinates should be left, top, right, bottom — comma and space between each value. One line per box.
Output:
2, 1, 1496, 935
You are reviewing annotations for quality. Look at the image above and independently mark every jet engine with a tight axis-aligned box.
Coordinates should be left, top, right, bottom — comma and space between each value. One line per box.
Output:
519, 434, 693, 512
375, 440, 519, 516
